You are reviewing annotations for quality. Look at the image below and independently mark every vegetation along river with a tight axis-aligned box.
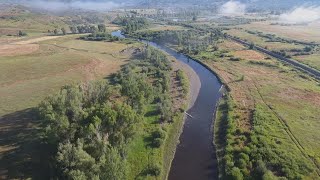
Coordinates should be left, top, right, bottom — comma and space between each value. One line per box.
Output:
112, 30, 222, 180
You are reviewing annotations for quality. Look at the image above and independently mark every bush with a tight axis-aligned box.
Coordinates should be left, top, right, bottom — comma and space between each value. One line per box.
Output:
152, 129, 166, 139
229, 57, 241, 61
152, 138, 164, 148
151, 129, 166, 148
228, 167, 244, 180
81, 32, 119, 41
18, 30, 27, 37
262, 170, 277, 180
147, 163, 161, 176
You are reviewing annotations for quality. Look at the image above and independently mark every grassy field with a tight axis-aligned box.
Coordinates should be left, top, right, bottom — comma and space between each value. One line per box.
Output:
0, 6, 67, 37
238, 21, 320, 43
125, 55, 190, 180
225, 28, 305, 51
224, 27, 320, 71
137, 24, 185, 32
294, 53, 320, 72
144, 23, 320, 177
207, 40, 320, 178
0, 34, 140, 179
0, 35, 134, 116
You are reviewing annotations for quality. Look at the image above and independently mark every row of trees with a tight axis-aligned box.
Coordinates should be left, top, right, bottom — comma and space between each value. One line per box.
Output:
133, 27, 317, 179
133, 29, 221, 55
69, 24, 107, 34
113, 15, 149, 34
38, 45, 175, 179
48, 24, 107, 36
48, 28, 67, 35
38, 81, 138, 179
80, 32, 119, 42
114, 45, 173, 121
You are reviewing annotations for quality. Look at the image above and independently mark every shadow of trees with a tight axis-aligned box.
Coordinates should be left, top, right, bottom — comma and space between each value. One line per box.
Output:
0, 108, 51, 180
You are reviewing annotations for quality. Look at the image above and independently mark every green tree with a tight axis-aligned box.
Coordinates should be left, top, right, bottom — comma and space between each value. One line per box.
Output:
98, 24, 106, 32
61, 28, 66, 35
69, 26, 78, 34
18, 30, 27, 37
53, 29, 59, 35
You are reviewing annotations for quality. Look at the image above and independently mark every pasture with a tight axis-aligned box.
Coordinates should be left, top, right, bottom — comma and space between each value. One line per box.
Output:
0, 34, 139, 178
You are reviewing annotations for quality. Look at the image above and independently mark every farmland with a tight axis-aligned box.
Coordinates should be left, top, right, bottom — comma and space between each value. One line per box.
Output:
224, 21, 320, 71
135, 24, 320, 178
0, 32, 140, 179
0, 35, 134, 116
1, 1, 320, 179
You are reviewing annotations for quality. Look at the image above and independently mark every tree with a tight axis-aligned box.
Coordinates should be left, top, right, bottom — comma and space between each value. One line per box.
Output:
98, 24, 106, 32
53, 29, 59, 35
18, 30, 27, 37
249, 43, 254, 49
304, 46, 312, 52
192, 15, 197, 21
69, 26, 78, 34
61, 28, 66, 35
229, 167, 244, 180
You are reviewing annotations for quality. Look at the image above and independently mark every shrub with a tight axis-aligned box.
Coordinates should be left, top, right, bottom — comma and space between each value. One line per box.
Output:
236, 158, 247, 169
238, 153, 250, 162
228, 167, 244, 180
152, 138, 164, 148
151, 129, 166, 148
18, 30, 27, 37
229, 57, 241, 61
262, 170, 277, 180
147, 163, 161, 176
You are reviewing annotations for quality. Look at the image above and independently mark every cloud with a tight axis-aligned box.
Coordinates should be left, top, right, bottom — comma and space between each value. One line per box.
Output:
279, 6, 320, 23
219, 1, 246, 16
22, 0, 122, 11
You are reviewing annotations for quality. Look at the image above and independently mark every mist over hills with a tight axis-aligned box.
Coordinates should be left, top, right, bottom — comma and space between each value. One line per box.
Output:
2, 0, 320, 11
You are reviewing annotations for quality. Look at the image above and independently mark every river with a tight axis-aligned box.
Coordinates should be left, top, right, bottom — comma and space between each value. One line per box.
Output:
112, 30, 222, 180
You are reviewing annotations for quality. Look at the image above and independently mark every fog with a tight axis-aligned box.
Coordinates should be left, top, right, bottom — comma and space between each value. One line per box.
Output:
219, 1, 246, 16
21, 0, 123, 11
279, 6, 320, 23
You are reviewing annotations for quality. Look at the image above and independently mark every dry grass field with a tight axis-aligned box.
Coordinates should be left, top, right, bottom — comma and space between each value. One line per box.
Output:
225, 29, 305, 51
225, 24, 320, 71
239, 21, 320, 43
0, 34, 140, 179
210, 39, 320, 178
0, 35, 134, 116
138, 24, 185, 32
294, 53, 320, 71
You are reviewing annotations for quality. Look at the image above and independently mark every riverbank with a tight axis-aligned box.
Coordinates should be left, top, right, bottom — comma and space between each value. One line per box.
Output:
113, 31, 224, 179
161, 54, 201, 180
154, 39, 320, 179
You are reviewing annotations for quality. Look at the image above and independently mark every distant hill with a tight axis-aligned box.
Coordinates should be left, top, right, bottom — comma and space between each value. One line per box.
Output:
2, 0, 320, 11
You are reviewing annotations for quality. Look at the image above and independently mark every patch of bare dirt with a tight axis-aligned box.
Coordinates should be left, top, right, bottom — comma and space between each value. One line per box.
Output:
12, 36, 60, 45
120, 47, 142, 56
0, 35, 62, 56
233, 50, 266, 61
209, 62, 255, 131
219, 40, 245, 51
0, 44, 39, 56
170, 57, 201, 110
79, 58, 125, 82
276, 87, 320, 107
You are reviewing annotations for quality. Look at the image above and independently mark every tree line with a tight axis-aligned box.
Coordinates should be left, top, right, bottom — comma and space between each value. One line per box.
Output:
136, 28, 317, 179
113, 15, 149, 34
37, 45, 175, 179
48, 24, 107, 36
